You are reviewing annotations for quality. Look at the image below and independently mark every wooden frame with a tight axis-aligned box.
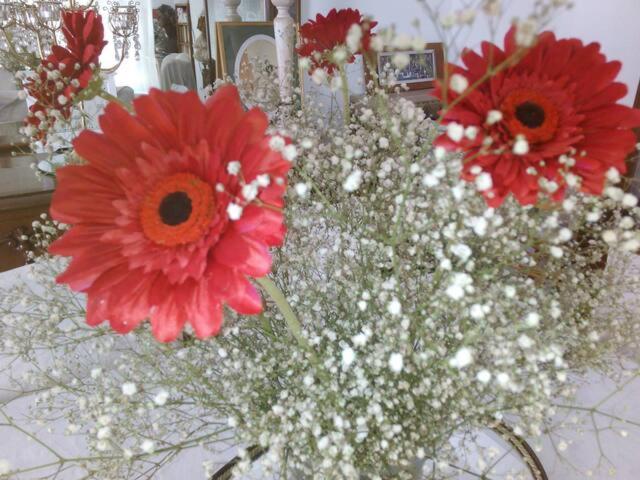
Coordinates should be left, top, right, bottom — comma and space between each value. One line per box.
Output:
366, 42, 445, 91
265, 0, 301, 23
215, 21, 276, 79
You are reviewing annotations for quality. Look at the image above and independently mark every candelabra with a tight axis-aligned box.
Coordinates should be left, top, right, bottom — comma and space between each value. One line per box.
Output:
103, 0, 141, 70
0, 0, 140, 72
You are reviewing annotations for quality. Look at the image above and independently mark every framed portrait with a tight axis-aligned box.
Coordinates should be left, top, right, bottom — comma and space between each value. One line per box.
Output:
215, 22, 276, 80
369, 42, 444, 91
265, 0, 301, 23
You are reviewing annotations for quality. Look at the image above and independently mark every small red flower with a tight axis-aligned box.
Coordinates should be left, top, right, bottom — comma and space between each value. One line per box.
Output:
49, 86, 291, 342
435, 27, 640, 207
24, 9, 107, 140
297, 8, 377, 74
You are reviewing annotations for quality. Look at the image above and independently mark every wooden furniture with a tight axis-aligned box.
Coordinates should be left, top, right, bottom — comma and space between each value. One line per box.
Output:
0, 150, 54, 272
175, 3, 194, 58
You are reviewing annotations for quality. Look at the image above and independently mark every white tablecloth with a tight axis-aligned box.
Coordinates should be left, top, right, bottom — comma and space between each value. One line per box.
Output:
1, 265, 638, 479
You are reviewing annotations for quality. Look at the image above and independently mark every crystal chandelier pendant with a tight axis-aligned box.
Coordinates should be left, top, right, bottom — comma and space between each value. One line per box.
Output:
105, 1, 141, 60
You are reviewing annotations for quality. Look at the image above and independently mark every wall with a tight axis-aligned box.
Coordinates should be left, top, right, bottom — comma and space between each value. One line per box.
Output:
303, 0, 640, 106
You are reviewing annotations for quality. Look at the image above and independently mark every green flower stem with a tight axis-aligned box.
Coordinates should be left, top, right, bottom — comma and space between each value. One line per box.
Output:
256, 276, 329, 382
339, 65, 351, 127
97, 90, 132, 111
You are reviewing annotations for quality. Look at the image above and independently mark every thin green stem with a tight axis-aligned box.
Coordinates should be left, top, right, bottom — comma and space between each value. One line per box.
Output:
256, 276, 329, 383
339, 65, 350, 127
97, 90, 132, 111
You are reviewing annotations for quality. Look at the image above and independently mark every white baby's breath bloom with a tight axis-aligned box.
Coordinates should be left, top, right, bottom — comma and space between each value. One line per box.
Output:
388, 353, 404, 373
515, 18, 538, 47
446, 272, 473, 300
518, 334, 534, 349
122, 382, 137, 396
298, 57, 311, 71
606, 167, 621, 183
475, 172, 493, 191
346, 24, 363, 53
550, 246, 563, 258
343, 169, 363, 192
512, 136, 530, 155
622, 193, 638, 208
449, 73, 469, 94
449, 347, 473, 369
294, 183, 309, 197
341, 347, 356, 369
227, 203, 243, 221
387, 298, 402, 316
154, 390, 169, 406
605, 186, 624, 202
486, 109, 503, 125
370, 35, 384, 52
446, 122, 464, 143
241, 183, 258, 201
392, 52, 410, 70
469, 304, 485, 320
330, 75, 343, 92
440, 13, 456, 28
333, 47, 348, 64
622, 238, 640, 252
476, 369, 492, 384
391, 33, 413, 50
525, 312, 540, 328
496, 372, 511, 388
140, 440, 155, 454
311, 68, 327, 85
378, 137, 389, 149
227, 160, 241, 175
451, 244, 472, 262
283, 144, 297, 162
602, 230, 617, 244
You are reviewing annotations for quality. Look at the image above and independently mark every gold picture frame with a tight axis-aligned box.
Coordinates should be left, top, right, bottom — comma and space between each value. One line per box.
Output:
215, 21, 276, 80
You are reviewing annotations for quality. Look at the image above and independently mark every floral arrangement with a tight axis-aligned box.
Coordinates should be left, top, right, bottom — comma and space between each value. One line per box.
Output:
21, 8, 109, 146
1, 2, 639, 479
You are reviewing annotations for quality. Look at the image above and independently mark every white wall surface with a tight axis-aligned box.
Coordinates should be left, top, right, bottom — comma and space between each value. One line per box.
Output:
302, 0, 640, 106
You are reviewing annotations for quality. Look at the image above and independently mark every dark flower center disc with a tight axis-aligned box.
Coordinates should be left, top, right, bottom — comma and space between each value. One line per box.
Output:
515, 101, 546, 129
159, 191, 193, 226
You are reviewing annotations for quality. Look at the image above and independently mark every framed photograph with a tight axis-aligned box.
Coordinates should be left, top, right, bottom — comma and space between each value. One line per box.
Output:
370, 42, 444, 91
216, 22, 276, 80
265, 0, 301, 23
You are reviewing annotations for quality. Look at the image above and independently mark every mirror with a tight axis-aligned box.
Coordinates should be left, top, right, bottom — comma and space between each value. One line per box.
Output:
152, 2, 196, 91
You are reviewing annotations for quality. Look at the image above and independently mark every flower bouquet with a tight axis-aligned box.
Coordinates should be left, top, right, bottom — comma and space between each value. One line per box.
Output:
1, 2, 639, 479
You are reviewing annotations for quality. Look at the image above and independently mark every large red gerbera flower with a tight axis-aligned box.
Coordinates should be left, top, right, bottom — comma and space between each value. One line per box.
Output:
435, 27, 640, 207
24, 9, 106, 140
49, 86, 292, 342
297, 8, 377, 74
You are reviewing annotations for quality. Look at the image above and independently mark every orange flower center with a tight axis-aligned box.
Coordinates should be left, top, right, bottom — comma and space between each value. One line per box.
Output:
501, 89, 559, 144
140, 173, 215, 247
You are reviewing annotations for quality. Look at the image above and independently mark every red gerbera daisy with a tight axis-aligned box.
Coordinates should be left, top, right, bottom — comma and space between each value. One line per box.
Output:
435, 26, 640, 207
24, 9, 106, 140
297, 8, 377, 74
49, 86, 292, 342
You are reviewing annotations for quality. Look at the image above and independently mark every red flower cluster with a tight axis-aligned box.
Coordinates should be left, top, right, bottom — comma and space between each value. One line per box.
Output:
49, 86, 292, 343
297, 8, 377, 74
435, 27, 640, 207
24, 9, 107, 140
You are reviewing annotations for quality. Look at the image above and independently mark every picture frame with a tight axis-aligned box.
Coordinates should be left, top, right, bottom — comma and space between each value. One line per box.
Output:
366, 42, 445, 91
215, 21, 276, 80
265, 0, 301, 23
